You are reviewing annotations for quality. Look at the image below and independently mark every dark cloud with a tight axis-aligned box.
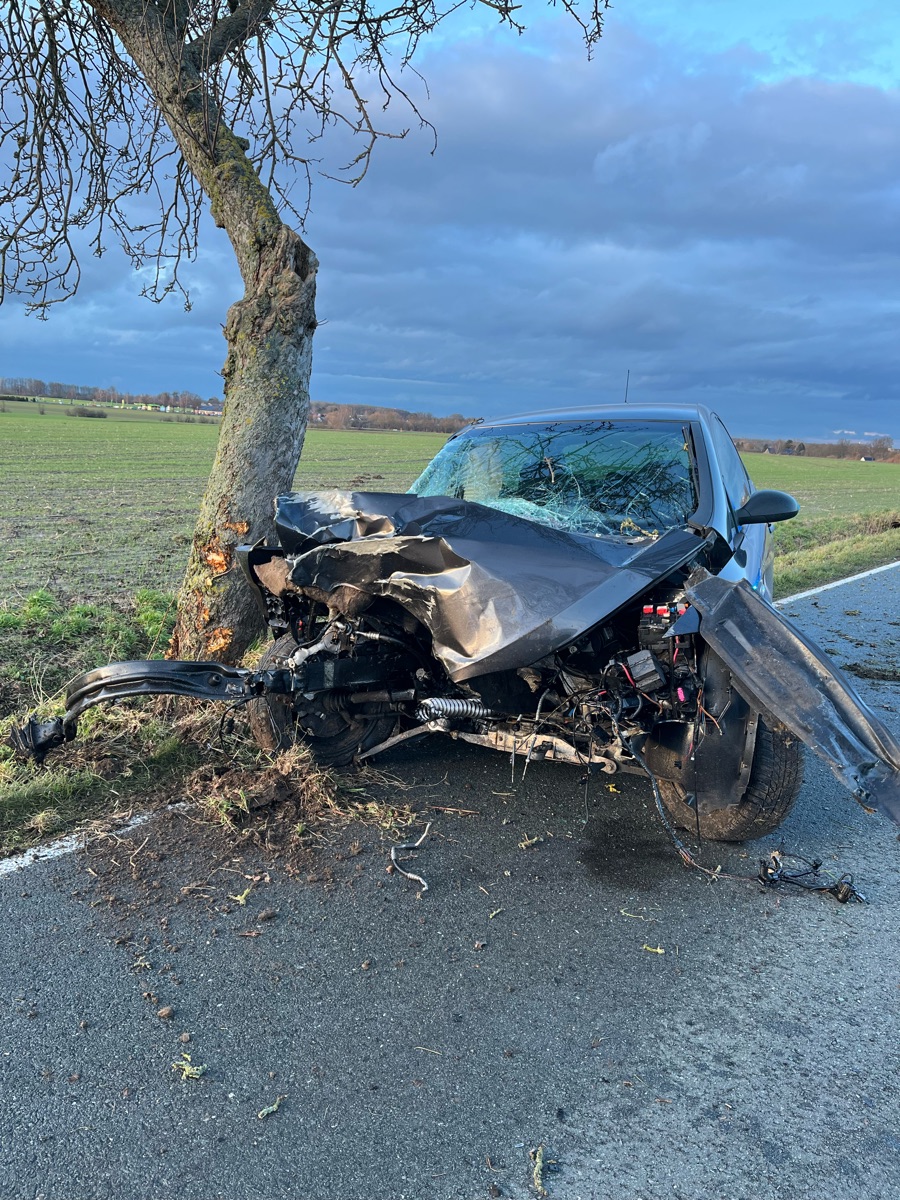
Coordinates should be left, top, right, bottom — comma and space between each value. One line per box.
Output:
1, 19, 898, 440
306, 23, 900, 438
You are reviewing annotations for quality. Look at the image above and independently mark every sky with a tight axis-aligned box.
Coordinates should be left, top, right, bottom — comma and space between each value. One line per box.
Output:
2, 0, 900, 442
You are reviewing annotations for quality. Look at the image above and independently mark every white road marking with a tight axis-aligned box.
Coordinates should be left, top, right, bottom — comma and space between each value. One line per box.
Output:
777, 559, 900, 606
0, 804, 188, 878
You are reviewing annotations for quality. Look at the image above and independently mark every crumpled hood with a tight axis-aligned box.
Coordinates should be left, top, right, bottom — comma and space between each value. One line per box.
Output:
274, 491, 710, 681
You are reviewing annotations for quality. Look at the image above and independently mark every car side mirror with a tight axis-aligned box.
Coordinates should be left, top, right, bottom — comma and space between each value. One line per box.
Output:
735, 489, 800, 525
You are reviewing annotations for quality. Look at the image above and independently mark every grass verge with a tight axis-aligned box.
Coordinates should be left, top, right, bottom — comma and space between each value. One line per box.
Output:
0, 588, 417, 858
0, 587, 182, 854
773, 510, 900, 597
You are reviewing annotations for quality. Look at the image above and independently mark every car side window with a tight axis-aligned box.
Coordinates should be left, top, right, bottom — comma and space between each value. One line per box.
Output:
709, 415, 752, 514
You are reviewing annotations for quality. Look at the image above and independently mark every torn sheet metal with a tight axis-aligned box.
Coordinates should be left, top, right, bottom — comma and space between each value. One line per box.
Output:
684, 569, 900, 822
272, 491, 711, 682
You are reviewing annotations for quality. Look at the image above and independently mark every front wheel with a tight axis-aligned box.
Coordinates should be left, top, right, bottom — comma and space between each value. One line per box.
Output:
247, 635, 397, 767
658, 718, 804, 842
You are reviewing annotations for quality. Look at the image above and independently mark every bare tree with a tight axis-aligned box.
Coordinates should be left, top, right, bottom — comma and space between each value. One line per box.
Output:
0, 0, 609, 662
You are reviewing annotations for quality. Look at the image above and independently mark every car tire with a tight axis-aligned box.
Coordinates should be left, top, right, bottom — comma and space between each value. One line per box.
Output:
657, 718, 804, 842
247, 635, 397, 767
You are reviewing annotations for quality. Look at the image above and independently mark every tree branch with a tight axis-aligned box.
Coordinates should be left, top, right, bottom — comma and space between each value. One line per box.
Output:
187, 0, 275, 70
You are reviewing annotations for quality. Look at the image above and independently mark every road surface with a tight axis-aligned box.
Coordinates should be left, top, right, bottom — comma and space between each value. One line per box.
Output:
2, 568, 899, 1200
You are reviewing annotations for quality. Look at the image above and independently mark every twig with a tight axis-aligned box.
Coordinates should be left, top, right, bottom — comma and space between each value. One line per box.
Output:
128, 836, 149, 868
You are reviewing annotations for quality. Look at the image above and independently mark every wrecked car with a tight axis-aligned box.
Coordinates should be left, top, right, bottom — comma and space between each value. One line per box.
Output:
12, 404, 900, 841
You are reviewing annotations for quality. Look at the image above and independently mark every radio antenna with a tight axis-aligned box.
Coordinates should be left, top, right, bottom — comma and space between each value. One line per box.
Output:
624, 369, 630, 403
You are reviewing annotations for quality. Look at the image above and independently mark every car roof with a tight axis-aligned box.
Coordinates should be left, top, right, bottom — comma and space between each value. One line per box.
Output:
468, 403, 717, 430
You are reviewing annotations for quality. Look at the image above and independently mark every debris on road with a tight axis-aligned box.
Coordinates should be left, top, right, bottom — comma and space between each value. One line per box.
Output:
257, 1095, 286, 1120
389, 821, 432, 893
530, 1144, 548, 1197
518, 834, 542, 850
758, 850, 867, 903
620, 909, 654, 921
171, 1053, 206, 1081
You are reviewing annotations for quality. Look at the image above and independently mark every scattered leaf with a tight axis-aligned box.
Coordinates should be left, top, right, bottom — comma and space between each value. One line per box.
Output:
257, 1095, 286, 1120
641, 944, 665, 955
172, 1053, 206, 1081
531, 1144, 548, 1197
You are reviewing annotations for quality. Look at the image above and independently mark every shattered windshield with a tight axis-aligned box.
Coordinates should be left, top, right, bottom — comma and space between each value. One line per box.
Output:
410, 419, 697, 538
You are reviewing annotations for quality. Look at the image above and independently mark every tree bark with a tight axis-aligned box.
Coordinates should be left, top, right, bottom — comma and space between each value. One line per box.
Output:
169, 224, 317, 661
90, 0, 317, 663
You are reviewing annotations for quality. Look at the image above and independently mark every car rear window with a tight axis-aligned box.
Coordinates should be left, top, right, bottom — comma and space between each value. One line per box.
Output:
410, 419, 697, 538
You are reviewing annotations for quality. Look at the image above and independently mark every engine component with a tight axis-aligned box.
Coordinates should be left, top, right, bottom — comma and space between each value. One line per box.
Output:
638, 601, 689, 648
415, 697, 497, 722
626, 649, 667, 693
455, 726, 619, 770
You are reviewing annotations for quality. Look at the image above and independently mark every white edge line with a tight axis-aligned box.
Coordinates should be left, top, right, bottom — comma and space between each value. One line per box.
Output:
776, 558, 900, 606
4, 559, 899, 876
0, 803, 191, 878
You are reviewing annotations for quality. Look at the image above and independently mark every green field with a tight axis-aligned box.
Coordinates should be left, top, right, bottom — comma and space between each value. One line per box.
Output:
743, 452, 900, 518
0, 400, 897, 603
0, 400, 445, 602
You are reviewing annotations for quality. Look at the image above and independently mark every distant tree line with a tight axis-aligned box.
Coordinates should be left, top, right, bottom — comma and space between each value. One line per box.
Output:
734, 435, 897, 462
0, 376, 214, 411
0, 377, 470, 432
309, 403, 472, 434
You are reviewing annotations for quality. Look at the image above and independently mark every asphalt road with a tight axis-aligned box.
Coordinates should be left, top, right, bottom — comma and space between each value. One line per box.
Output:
2, 568, 899, 1200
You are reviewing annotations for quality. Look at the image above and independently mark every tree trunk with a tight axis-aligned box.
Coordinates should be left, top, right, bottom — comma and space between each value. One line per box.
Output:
168, 224, 317, 662
91, 0, 318, 663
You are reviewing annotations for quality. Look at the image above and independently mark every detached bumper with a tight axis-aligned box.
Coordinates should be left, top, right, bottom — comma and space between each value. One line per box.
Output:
684, 569, 900, 824
8, 660, 291, 764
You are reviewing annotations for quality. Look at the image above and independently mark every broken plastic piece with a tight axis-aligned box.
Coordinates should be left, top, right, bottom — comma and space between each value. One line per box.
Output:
685, 569, 900, 823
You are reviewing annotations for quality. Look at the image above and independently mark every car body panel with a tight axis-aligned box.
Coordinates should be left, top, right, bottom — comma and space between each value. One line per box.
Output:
271, 490, 713, 681
684, 569, 900, 822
